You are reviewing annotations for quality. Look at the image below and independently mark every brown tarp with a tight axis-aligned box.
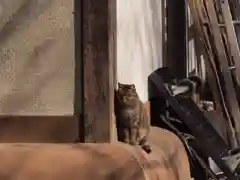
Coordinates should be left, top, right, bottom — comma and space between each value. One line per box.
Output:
0, 127, 191, 180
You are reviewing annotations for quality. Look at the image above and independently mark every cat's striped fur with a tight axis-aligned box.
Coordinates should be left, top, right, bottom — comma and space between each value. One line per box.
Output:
115, 83, 152, 154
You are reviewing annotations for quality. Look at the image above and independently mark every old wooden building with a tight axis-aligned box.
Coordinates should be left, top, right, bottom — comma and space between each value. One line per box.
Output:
0, 0, 191, 142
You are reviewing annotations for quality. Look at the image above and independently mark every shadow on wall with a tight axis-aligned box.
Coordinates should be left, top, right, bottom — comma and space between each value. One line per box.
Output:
117, 0, 162, 102
0, 0, 74, 115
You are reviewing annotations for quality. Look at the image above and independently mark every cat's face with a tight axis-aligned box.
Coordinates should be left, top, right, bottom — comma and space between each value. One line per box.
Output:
116, 83, 138, 106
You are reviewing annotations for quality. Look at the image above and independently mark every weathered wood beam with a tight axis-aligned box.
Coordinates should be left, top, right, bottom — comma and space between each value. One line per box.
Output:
188, 0, 238, 148
220, 0, 240, 86
161, 0, 167, 66
74, 0, 83, 142
109, 0, 117, 87
166, 0, 187, 79
0, 116, 78, 142
81, 0, 116, 142
205, 0, 240, 146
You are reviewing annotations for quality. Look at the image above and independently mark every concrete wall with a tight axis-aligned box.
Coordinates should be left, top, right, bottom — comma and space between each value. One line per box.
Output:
117, 0, 163, 102
0, 0, 74, 115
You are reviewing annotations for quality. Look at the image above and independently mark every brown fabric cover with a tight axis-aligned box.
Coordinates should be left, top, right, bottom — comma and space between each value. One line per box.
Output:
0, 127, 191, 180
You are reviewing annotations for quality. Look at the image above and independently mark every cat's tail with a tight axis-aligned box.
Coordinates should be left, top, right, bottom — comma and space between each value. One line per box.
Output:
139, 137, 152, 154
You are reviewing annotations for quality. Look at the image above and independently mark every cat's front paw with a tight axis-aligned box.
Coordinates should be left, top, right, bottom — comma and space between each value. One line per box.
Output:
142, 145, 152, 154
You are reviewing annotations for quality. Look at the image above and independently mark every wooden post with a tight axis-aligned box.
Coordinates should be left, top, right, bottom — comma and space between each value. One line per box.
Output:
166, 0, 187, 79
74, 0, 83, 142
80, 0, 116, 142
161, 0, 167, 66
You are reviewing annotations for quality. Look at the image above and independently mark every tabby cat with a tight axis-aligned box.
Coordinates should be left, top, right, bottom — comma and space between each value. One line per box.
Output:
115, 82, 152, 154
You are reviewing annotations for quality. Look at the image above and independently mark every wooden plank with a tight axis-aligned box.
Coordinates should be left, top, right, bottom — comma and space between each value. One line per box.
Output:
82, 0, 115, 142
109, 0, 117, 142
190, 0, 224, 113
229, 0, 240, 47
188, 0, 238, 148
74, 0, 83, 142
162, 0, 167, 66
220, 0, 240, 85
229, 0, 240, 20
205, 0, 240, 145
109, 0, 117, 88
0, 116, 78, 142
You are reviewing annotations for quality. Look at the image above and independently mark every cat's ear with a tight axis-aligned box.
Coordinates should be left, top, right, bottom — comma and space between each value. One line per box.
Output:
130, 84, 135, 89
118, 82, 123, 88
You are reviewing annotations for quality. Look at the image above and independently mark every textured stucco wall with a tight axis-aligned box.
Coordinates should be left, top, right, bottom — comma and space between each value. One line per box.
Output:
117, 0, 163, 102
0, 0, 74, 115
